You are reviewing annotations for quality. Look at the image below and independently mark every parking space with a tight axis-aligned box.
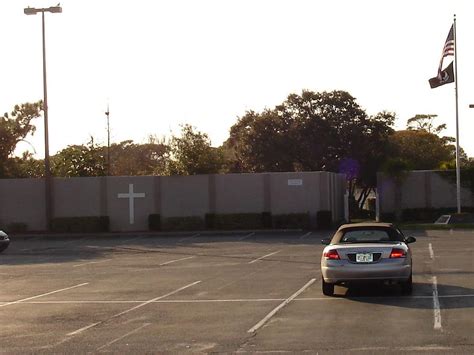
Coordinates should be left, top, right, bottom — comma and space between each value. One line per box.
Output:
0, 230, 473, 353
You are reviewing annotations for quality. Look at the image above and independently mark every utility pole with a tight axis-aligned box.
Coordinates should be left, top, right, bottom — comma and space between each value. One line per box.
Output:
105, 104, 110, 176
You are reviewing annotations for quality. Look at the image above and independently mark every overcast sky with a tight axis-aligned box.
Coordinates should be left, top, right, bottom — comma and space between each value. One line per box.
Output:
1, 0, 474, 158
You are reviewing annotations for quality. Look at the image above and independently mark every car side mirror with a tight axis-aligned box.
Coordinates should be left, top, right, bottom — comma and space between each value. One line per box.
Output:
321, 238, 331, 245
404, 236, 416, 244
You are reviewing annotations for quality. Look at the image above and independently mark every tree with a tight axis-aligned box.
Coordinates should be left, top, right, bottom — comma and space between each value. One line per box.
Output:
406, 114, 447, 134
225, 90, 396, 209
0, 101, 42, 177
166, 124, 225, 175
388, 130, 455, 170
107, 137, 169, 176
52, 137, 106, 177
4, 152, 44, 178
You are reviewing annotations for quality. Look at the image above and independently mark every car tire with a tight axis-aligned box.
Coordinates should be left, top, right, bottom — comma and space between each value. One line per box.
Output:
322, 278, 334, 296
401, 273, 413, 295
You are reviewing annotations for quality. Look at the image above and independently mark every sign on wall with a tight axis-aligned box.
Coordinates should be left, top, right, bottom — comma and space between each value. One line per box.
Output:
288, 179, 303, 186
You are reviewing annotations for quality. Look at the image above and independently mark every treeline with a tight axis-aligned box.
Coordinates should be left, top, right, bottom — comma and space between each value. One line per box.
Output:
2, 90, 472, 210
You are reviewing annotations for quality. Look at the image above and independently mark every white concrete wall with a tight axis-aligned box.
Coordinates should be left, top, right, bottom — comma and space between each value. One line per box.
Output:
378, 170, 474, 214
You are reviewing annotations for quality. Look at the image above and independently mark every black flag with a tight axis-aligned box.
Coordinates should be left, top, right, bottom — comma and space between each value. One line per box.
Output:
429, 62, 454, 89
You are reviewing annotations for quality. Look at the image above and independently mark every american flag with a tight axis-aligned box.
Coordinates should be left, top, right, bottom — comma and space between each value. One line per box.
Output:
438, 25, 454, 76
441, 25, 455, 57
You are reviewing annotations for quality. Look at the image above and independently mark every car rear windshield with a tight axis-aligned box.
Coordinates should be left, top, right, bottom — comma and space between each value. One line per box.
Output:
339, 228, 402, 243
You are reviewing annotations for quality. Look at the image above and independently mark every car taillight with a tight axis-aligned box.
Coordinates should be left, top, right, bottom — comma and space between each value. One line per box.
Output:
323, 249, 340, 260
390, 248, 406, 258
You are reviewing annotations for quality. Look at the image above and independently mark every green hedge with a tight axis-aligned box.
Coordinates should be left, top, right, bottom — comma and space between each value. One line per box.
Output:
5, 222, 28, 233
402, 207, 474, 223
262, 212, 272, 228
273, 213, 310, 229
148, 214, 161, 231
162, 216, 205, 231
316, 211, 332, 229
51, 216, 109, 233
380, 207, 474, 223
380, 213, 396, 222
206, 213, 265, 230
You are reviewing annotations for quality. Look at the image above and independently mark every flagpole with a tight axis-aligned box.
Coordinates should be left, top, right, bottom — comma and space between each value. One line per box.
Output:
453, 14, 461, 213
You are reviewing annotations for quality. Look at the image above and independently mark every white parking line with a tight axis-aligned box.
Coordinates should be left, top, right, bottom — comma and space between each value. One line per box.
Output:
299, 232, 312, 240
239, 232, 255, 241
248, 250, 281, 264
248, 278, 316, 333
432, 276, 442, 331
67, 280, 201, 336
178, 233, 200, 243
428, 243, 434, 260
159, 256, 195, 266
68, 322, 101, 336
73, 259, 112, 268
0, 283, 89, 308
96, 323, 151, 351
12, 293, 474, 305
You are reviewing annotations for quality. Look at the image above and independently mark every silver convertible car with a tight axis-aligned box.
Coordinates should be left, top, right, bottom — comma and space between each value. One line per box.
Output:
321, 223, 416, 296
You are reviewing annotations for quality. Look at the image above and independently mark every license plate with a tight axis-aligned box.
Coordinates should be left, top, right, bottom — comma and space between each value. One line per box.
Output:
356, 253, 373, 263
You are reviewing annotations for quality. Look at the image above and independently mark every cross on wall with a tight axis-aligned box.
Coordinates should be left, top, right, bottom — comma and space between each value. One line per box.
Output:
117, 184, 146, 224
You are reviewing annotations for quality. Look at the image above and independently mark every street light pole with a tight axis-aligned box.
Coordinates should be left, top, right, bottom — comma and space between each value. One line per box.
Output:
105, 105, 110, 175
24, 5, 62, 231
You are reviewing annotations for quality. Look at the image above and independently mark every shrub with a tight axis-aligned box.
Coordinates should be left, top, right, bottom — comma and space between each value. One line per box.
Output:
401, 207, 474, 223
262, 212, 272, 229
148, 214, 161, 231
51, 216, 109, 233
380, 213, 396, 222
205, 213, 216, 229
5, 222, 28, 233
316, 211, 332, 229
273, 213, 310, 229
162, 216, 205, 231
211, 213, 264, 230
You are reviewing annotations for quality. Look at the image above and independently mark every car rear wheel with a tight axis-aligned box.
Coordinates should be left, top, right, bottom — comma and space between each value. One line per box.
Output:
322, 278, 334, 296
401, 273, 413, 295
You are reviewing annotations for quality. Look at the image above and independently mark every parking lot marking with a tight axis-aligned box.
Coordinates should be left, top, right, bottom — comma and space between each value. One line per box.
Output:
239, 232, 255, 241
67, 280, 201, 336
432, 276, 442, 331
299, 232, 312, 239
0, 283, 89, 308
159, 256, 195, 266
178, 233, 200, 243
428, 243, 434, 260
73, 259, 112, 267
248, 250, 281, 264
96, 323, 151, 351
247, 278, 316, 333
67, 322, 101, 336
13, 293, 474, 306
113, 280, 201, 318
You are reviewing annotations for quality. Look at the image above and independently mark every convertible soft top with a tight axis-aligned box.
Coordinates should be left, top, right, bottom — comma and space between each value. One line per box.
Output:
337, 222, 394, 231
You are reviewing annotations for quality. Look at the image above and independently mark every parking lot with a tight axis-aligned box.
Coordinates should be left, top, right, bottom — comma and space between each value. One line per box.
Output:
1, 229, 473, 353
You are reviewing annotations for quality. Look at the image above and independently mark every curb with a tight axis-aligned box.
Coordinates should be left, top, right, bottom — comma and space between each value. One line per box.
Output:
7, 229, 310, 240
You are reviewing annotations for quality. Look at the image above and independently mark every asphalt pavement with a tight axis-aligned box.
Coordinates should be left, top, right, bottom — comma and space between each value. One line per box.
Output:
0, 229, 473, 353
